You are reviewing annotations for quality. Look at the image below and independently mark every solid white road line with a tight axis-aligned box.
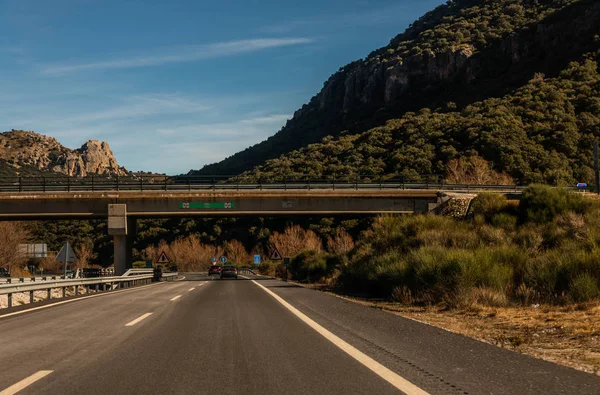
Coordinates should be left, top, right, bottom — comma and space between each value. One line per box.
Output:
0, 282, 165, 320
251, 280, 429, 395
125, 313, 153, 327
170, 295, 182, 301
0, 370, 53, 395
188, 288, 195, 292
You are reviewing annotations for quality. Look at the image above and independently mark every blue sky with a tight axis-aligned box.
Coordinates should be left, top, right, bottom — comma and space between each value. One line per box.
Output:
0, 0, 444, 174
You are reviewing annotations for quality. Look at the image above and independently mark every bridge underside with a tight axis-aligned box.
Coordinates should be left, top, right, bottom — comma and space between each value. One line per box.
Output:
0, 191, 442, 274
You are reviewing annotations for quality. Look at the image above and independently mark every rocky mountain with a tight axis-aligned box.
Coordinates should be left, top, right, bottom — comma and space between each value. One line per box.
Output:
192, 0, 600, 181
0, 130, 127, 177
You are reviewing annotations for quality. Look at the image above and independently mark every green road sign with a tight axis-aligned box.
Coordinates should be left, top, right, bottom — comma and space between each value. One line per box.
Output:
179, 202, 235, 209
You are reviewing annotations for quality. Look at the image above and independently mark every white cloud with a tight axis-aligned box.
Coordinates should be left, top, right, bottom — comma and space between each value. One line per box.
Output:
262, 4, 411, 34
41, 38, 315, 74
155, 114, 290, 140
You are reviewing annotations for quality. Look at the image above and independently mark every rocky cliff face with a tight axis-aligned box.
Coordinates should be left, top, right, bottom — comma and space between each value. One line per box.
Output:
194, 0, 600, 176
0, 130, 127, 177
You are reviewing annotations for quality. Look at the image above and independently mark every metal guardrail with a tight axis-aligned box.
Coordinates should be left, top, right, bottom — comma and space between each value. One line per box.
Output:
237, 268, 257, 275
0, 272, 178, 310
0, 174, 542, 193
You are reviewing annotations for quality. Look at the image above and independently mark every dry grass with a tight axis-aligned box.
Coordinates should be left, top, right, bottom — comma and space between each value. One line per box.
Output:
300, 283, 600, 375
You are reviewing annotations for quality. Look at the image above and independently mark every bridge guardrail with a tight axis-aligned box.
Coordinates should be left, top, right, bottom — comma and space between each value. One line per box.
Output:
0, 175, 594, 194
0, 174, 546, 193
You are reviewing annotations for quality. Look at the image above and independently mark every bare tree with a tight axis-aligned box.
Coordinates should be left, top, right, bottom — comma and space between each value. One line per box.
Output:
0, 222, 31, 275
446, 155, 514, 185
224, 240, 249, 265
327, 228, 355, 254
269, 225, 323, 258
75, 240, 96, 269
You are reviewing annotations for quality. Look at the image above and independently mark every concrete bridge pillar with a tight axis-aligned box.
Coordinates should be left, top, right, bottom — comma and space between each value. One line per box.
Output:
108, 204, 132, 276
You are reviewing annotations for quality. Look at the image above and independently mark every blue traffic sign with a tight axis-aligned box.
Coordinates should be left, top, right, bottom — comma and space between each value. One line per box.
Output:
219, 256, 227, 264
254, 254, 261, 265
577, 183, 588, 188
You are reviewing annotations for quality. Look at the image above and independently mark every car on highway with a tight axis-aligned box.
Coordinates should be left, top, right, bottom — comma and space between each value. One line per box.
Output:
208, 265, 222, 276
220, 265, 238, 279
0, 267, 8, 277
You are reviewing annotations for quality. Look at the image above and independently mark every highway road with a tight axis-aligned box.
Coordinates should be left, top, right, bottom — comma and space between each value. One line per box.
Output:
0, 273, 598, 395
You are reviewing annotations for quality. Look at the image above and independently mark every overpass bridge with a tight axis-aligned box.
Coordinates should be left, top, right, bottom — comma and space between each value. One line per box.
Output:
0, 176, 525, 275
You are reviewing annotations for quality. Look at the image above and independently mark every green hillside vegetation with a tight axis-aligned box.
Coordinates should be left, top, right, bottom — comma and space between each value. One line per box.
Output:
239, 55, 600, 185
371, 0, 577, 63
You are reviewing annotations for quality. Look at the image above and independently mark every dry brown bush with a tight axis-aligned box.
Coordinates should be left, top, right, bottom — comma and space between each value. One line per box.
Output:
224, 240, 250, 266
327, 229, 355, 254
269, 225, 323, 257
0, 222, 30, 274
145, 236, 225, 272
74, 241, 96, 269
446, 156, 514, 185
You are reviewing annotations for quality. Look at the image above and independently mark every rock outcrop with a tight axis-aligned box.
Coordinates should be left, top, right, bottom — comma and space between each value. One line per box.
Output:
0, 130, 127, 177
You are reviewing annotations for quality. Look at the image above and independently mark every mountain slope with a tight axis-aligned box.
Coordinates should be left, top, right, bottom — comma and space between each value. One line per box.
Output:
238, 54, 600, 185
0, 130, 127, 177
192, 0, 600, 177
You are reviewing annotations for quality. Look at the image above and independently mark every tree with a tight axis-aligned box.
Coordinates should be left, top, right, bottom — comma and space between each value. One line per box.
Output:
0, 222, 30, 275
327, 229, 355, 254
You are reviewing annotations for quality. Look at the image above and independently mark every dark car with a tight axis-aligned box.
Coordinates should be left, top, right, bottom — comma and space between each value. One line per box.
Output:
220, 265, 238, 279
208, 265, 222, 276
0, 267, 8, 278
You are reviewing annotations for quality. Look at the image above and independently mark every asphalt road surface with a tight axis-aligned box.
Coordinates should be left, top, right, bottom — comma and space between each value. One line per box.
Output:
0, 273, 598, 395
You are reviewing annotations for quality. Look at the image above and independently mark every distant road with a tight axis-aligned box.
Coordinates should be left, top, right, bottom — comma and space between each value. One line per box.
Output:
0, 273, 597, 394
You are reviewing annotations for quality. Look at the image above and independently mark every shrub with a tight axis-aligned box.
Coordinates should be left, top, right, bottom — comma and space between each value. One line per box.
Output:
518, 185, 586, 224
569, 273, 600, 302
291, 250, 331, 283
491, 213, 517, 230
470, 193, 508, 222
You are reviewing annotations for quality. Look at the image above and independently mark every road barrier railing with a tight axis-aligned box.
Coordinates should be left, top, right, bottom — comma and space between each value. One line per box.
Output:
0, 271, 177, 310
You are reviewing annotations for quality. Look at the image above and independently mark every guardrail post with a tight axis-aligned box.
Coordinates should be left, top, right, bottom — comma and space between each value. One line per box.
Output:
67, 176, 71, 192
47, 289, 51, 300
62, 287, 66, 298
29, 290, 34, 304
164, 176, 168, 191
307, 177, 311, 191
188, 176, 191, 191
19, 277, 24, 283
43, 176, 46, 192
96, 284, 99, 292
8, 293, 12, 308
116, 175, 120, 191
91, 175, 95, 191
18, 177, 22, 192
75, 285, 78, 296
333, 175, 336, 190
